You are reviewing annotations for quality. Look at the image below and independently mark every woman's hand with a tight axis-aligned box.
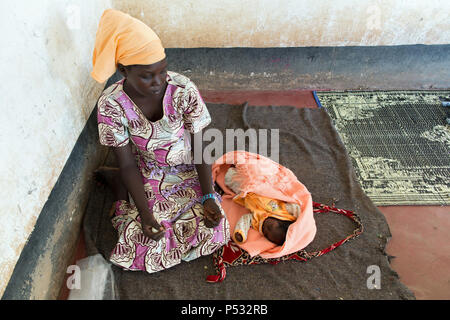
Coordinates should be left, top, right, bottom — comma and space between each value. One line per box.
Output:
141, 211, 165, 241
112, 146, 165, 241
203, 198, 224, 228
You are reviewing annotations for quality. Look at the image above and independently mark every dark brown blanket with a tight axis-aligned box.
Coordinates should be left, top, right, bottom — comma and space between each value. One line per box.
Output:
83, 104, 415, 300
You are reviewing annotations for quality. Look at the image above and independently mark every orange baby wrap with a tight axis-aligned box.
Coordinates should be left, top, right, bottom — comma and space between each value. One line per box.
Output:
233, 193, 297, 234
212, 151, 317, 259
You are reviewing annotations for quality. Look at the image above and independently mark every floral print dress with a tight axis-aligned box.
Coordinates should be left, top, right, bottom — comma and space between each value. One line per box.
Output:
97, 71, 230, 273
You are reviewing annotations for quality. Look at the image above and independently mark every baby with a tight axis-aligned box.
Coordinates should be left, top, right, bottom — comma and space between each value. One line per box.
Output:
224, 166, 301, 246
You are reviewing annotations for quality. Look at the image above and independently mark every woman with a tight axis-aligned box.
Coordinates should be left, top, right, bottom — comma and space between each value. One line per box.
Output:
92, 9, 230, 273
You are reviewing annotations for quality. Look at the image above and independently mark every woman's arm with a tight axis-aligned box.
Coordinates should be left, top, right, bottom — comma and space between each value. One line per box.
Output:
190, 131, 223, 227
112, 144, 164, 240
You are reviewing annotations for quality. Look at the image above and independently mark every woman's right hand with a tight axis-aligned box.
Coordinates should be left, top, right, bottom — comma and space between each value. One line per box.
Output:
141, 212, 165, 241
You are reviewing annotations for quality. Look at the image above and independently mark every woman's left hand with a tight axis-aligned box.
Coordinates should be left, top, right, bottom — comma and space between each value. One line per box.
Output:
203, 198, 224, 228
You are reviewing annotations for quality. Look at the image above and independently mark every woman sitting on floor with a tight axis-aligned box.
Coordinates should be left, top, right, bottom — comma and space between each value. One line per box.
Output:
92, 9, 229, 273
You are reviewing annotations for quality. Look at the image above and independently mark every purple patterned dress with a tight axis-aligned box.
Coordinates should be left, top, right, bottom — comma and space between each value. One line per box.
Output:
97, 71, 230, 273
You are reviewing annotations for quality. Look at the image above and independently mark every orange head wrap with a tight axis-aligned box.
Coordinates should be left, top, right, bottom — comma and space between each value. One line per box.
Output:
91, 9, 166, 83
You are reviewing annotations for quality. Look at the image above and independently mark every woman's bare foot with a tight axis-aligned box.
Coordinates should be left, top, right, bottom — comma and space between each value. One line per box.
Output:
93, 166, 129, 202
93, 166, 119, 188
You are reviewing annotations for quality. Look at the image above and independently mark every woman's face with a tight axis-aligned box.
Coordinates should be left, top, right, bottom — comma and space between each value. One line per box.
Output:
118, 58, 168, 97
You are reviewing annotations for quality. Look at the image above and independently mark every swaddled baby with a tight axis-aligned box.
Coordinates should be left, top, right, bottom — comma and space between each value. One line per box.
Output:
225, 166, 301, 246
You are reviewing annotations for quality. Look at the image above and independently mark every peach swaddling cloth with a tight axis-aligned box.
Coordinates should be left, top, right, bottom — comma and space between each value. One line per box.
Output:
212, 151, 316, 259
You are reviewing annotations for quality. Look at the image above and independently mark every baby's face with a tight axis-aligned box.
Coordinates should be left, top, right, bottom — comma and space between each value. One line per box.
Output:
262, 218, 287, 246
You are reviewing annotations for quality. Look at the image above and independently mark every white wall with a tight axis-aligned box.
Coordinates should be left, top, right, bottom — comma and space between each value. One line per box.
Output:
113, 0, 450, 47
0, 0, 111, 297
